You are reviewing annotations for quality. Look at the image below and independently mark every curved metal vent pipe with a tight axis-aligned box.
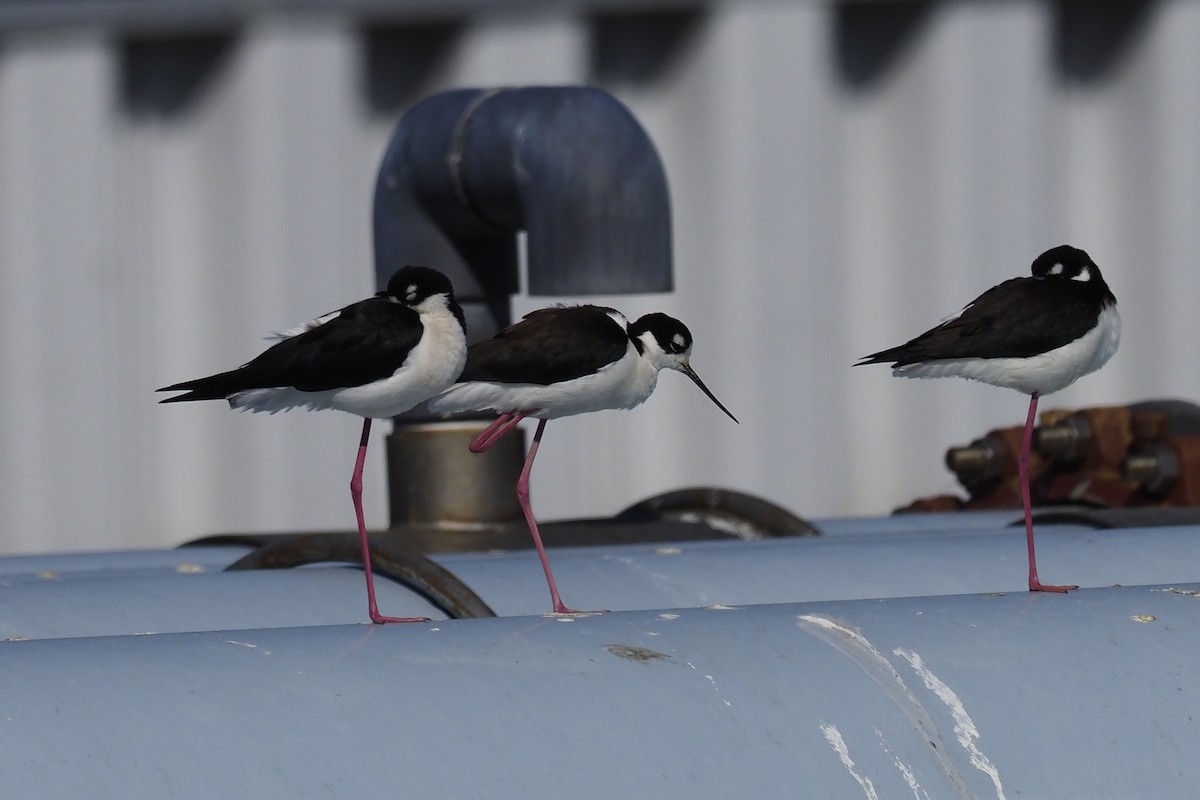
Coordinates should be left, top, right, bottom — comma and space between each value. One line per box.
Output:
373, 86, 673, 332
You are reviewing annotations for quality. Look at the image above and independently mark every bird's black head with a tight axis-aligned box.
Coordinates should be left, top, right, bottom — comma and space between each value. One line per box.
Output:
384, 266, 455, 307
1031, 245, 1099, 283
1030, 244, 1115, 305
628, 312, 738, 423
629, 312, 693, 357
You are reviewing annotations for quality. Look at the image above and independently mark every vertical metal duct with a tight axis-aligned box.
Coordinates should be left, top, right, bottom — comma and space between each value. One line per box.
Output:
371, 86, 674, 529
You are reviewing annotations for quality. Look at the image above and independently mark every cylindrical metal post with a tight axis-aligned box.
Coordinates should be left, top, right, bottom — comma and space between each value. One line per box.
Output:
386, 421, 526, 528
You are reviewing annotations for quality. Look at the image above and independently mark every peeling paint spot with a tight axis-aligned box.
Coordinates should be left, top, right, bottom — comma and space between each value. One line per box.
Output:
656, 546, 683, 555
1130, 614, 1157, 623
894, 648, 1006, 800
1152, 587, 1200, 598
820, 723, 879, 800
175, 563, 205, 574
604, 644, 671, 664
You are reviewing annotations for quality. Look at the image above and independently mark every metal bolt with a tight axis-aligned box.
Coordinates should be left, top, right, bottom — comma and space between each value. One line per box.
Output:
946, 436, 1007, 487
1035, 415, 1093, 462
1121, 443, 1180, 495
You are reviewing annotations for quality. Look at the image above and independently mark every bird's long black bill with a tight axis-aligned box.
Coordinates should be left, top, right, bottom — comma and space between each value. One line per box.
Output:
681, 364, 739, 423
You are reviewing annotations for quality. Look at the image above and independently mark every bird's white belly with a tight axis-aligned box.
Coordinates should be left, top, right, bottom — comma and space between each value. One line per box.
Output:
896, 305, 1121, 395
431, 347, 658, 420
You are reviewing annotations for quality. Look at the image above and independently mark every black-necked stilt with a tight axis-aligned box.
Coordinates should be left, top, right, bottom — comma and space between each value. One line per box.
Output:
857, 244, 1120, 592
158, 266, 467, 623
429, 305, 738, 613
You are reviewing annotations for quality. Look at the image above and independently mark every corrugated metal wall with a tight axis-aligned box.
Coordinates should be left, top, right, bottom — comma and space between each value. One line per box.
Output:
0, 0, 1195, 554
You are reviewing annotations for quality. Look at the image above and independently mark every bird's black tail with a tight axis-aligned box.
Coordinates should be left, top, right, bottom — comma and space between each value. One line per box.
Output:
853, 347, 906, 368
156, 369, 247, 403
157, 390, 223, 404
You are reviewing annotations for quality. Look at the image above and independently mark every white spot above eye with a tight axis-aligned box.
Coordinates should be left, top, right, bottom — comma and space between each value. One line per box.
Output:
672, 333, 686, 348
1048, 262, 1064, 275
405, 284, 419, 301
1071, 266, 1091, 282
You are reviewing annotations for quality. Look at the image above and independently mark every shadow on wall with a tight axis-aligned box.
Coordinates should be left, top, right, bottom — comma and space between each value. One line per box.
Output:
122, 33, 236, 118
833, 0, 1158, 91
116, 1, 1160, 120
588, 8, 703, 86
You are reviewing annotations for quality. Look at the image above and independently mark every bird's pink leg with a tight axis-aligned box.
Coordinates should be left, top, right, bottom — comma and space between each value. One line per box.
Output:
517, 419, 582, 614
1021, 392, 1077, 593
352, 418, 428, 624
469, 412, 530, 453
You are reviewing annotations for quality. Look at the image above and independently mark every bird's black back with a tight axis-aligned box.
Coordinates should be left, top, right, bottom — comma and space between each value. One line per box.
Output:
158, 297, 425, 400
859, 248, 1116, 366
460, 306, 630, 385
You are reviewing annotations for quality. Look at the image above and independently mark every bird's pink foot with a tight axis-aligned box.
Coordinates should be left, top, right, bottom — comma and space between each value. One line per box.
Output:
369, 612, 431, 624
550, 603, 606, 616
1029, 581, 1079, 593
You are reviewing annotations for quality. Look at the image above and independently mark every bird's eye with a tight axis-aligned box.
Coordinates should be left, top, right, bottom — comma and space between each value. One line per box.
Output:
671, 333, 686, 351
1071, 266, 1091, 283
405, 285, 419, 302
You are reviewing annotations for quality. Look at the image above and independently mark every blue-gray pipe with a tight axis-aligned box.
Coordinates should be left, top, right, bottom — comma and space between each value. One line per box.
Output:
5, 515, 1200, 795
7, 518, 1200, 638
4, 589, 1199, 798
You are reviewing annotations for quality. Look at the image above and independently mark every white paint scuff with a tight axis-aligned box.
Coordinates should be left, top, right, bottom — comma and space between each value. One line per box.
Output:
875, 727, 931, 800
797, 614, 979, 800
820, 723, 880, 800
894, 648, 1006, 800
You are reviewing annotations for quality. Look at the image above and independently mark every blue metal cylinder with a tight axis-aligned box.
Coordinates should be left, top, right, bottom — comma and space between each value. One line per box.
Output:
3, 517, 1200, 638
2, 587, 1197, 798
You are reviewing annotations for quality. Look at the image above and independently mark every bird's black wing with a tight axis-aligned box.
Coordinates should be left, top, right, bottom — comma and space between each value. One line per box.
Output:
857, 277, 1104, 366
460, 306, 630, 385
158, 298, 423, 401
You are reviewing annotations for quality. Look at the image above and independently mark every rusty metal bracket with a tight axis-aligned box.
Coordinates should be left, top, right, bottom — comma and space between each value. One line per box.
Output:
905, 400, 1200, 513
